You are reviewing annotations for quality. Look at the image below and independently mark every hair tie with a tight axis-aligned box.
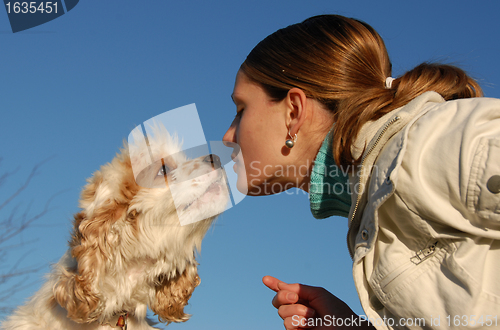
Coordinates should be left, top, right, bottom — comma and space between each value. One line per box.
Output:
385, 77, 396, 89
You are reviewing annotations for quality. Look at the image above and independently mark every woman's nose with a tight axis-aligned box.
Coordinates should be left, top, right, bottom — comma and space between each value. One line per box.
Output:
222, 121, 236, 144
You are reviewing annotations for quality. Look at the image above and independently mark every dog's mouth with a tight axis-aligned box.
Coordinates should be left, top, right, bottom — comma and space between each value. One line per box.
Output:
182, 179, 225, 211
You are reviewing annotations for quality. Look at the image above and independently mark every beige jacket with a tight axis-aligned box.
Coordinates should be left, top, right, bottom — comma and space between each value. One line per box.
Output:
348, 92, 500, 329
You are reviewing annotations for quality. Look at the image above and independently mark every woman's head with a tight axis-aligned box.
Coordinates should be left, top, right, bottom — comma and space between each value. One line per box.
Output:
239, 15, 482, 166
241, 15, 392, 104
224, 14, 482, 195
224, 69, 333, 196
240, 15, 393, 166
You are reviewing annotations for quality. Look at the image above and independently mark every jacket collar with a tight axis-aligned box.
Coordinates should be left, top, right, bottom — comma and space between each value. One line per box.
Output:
347, 91, 445, 258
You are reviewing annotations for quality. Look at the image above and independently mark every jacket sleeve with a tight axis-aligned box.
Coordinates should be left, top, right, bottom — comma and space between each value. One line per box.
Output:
396, 96, 500, 239
464, 125, 500, 228
457, 97, 500, 234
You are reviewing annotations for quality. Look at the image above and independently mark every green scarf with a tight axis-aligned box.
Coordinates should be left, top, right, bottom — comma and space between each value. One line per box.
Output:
309, 131, 352, 218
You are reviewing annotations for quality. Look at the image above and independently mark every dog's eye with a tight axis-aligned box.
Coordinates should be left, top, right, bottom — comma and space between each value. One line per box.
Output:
157, 163, 170, 177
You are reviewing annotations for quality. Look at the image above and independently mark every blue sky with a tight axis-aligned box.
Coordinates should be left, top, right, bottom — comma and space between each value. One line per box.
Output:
1, 1, 499, 329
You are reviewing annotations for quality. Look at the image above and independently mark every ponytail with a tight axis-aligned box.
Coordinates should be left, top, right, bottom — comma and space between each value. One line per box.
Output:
392, 62, 482, 105
332, 62, 483, 166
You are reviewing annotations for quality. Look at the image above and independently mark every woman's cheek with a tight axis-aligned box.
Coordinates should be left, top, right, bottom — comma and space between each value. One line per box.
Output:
240, 159, 266, 195
247, 159, 262, 186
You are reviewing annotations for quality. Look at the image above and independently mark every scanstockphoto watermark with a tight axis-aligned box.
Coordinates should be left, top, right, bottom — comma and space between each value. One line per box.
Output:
292, 314, 427, 328
292, 314, 499, 328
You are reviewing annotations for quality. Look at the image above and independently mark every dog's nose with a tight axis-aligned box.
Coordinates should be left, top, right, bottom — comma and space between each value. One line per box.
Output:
203, 154, 221, 169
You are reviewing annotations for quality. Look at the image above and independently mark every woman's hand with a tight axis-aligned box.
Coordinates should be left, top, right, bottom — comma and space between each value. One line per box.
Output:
263, 276, 375, 329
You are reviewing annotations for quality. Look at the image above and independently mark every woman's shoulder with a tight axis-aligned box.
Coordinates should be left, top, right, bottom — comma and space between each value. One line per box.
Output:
412, 92, 500, 119
393, 92, 500, 146
394, 92, 500, 235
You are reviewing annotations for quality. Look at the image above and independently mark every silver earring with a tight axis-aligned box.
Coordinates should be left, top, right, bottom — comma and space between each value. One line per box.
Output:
285, 129, 297, 148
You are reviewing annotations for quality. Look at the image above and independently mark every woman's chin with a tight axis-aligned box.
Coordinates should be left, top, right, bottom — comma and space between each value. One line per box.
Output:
244, 180, 289, 196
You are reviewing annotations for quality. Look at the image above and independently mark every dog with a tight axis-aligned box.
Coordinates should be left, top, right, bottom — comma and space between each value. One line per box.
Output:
1, 125, 230, 329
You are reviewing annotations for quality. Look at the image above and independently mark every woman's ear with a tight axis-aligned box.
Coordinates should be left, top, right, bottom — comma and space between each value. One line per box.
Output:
284, 88, 309, 136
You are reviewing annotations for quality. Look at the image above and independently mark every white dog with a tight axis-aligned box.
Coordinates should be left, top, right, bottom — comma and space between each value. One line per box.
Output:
1, 127, 230, 330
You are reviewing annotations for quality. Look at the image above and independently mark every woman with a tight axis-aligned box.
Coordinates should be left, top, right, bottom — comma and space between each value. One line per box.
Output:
223, 15, 500, 330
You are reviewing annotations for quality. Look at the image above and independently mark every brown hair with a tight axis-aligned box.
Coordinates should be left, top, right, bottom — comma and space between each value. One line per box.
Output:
240, 15, 483, 166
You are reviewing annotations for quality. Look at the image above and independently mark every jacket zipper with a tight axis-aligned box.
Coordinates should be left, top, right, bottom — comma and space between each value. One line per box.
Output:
379, 241, 439, 294
347, 115, 400, 258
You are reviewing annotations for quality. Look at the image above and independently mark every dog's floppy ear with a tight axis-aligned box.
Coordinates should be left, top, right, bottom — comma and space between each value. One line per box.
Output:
53, 219, 101, 322
152, 265, 201, 324
53, 156, 136, 323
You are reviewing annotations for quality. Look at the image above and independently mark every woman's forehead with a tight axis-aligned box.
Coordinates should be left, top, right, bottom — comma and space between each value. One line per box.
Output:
232, 72, 263, 101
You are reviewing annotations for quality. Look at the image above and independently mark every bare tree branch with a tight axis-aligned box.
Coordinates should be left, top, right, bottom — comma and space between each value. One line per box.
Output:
0, 157, 59, 317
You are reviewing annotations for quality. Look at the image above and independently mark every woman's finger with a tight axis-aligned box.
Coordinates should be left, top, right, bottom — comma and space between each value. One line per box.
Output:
279, 281, 358, 323
278, 282, 328, 304
272, 288, 299, 309
262, 275, 287, 292
278, 303, 315, 320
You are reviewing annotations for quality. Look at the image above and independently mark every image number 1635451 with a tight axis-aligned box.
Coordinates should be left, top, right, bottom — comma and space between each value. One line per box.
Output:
3, 0, 79, 33
5, 2, 58, 14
